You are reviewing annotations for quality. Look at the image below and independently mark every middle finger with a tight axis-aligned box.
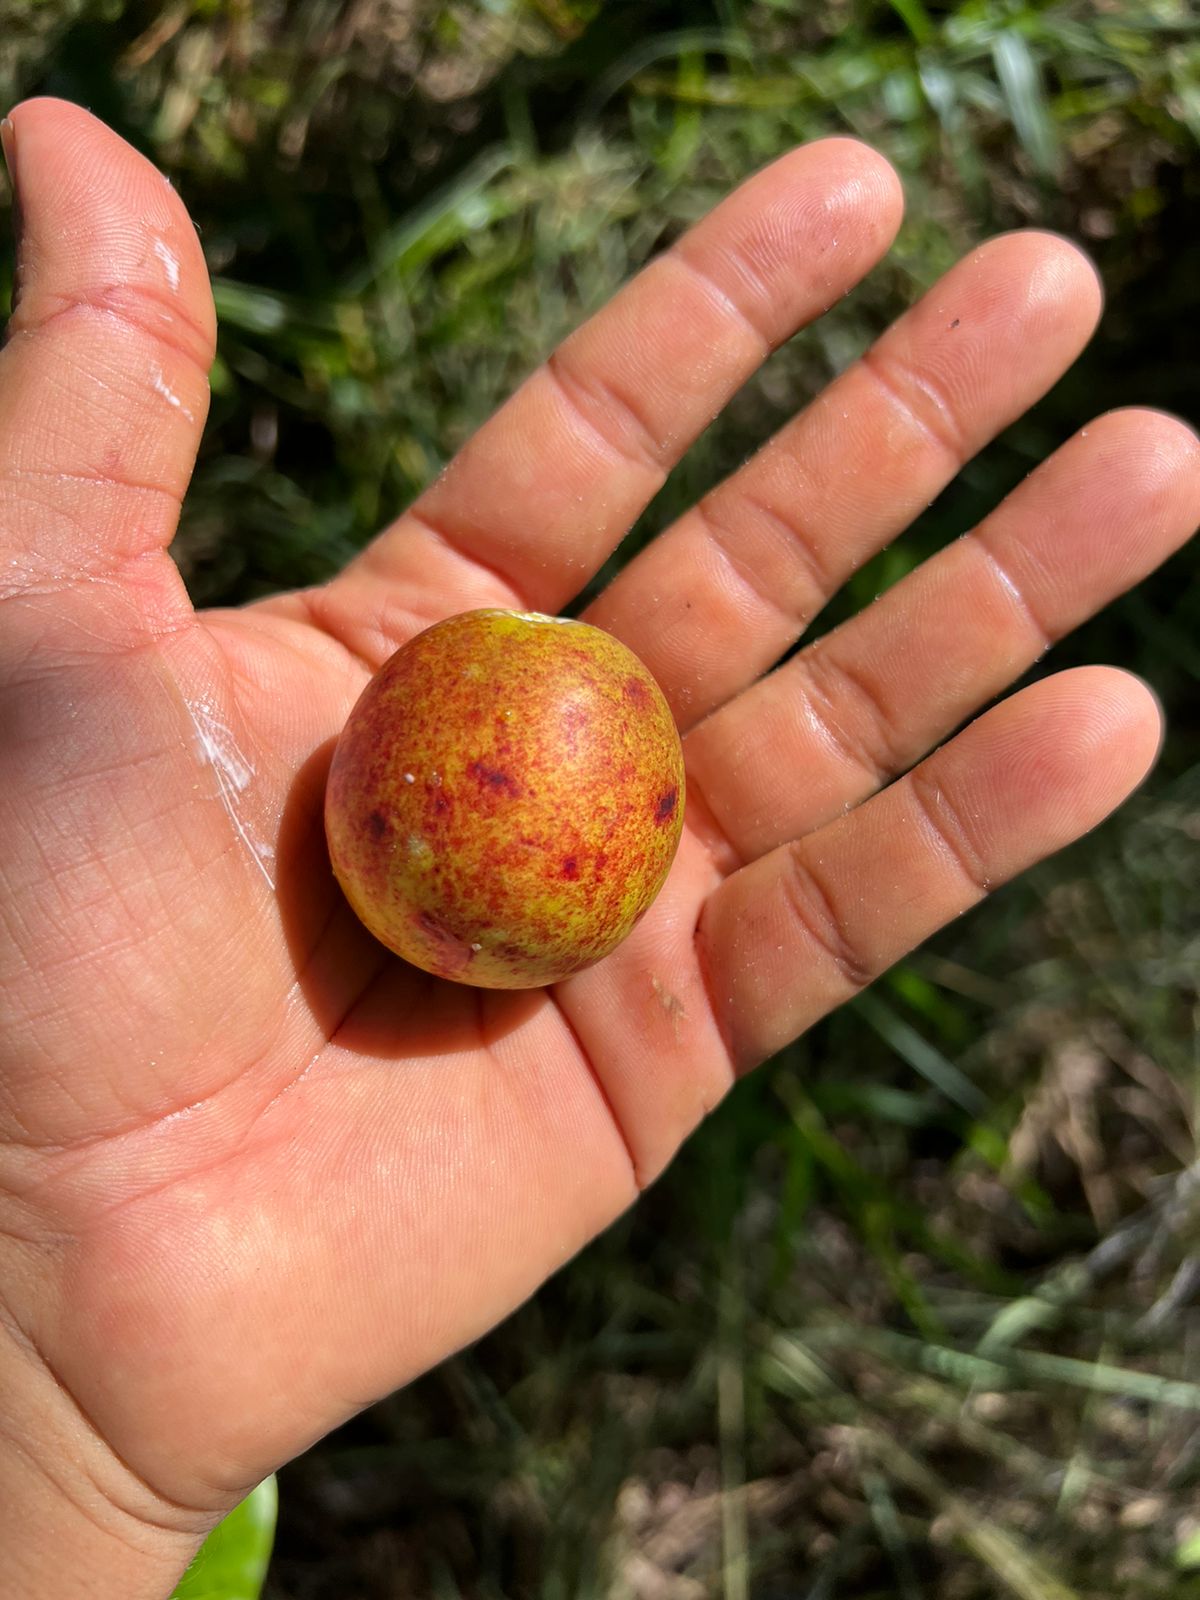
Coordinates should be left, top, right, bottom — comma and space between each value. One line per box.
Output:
586, 231, 1102, 726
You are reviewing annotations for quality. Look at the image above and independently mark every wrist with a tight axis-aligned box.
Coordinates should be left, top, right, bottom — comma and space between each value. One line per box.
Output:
0, 1312, 210, 1600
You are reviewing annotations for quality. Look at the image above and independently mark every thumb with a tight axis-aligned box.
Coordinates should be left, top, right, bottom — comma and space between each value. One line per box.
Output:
0, 98, 215, 652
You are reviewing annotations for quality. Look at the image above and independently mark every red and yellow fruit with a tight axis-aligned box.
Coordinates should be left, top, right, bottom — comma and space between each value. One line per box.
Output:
324, 609, 685, 989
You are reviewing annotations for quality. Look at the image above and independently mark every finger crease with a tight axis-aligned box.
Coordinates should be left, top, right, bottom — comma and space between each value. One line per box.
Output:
860, 344, 967, 465
10, 287, 212, 382
782, 843, 877, 993
4, 465, 184, 503
666, 248, 774, 359
552, 998, 644, 1192
675, 758, 744, 874
969, 534, 1055, 654
907, 765, 991, 897
797, 652, 894, 787
303, 507, 531, 672
693, 494, 823, 639
711, 478, 830, 616
0, 550, 192, 644
545, 348, 669, 479
402, 506, 533, 612
0, 1315, 217, 1534
291, 586, 397, 676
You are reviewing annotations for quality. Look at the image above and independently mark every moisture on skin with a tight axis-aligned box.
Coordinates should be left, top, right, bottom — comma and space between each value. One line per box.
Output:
324, 609, 686, 989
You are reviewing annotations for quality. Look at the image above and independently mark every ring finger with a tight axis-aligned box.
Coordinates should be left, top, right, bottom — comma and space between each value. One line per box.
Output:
685, 405, 1200, 869
586, 230, 1103, 726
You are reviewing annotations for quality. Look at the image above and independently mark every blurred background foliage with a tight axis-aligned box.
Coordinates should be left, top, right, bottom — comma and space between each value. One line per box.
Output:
4, 1, 1199, 1596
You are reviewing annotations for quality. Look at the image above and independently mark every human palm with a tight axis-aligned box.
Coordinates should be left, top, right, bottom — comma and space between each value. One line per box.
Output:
1, 100, 1197, 1592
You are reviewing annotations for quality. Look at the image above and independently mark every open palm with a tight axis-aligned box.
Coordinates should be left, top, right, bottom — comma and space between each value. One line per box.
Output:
2, 100, 1197, 1594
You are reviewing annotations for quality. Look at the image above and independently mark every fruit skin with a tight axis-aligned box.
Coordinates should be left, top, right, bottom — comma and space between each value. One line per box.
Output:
324, 609, 685, 989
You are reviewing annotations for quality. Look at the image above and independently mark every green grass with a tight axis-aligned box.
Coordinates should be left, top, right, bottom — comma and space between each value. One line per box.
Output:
4, 2, 1199, 1595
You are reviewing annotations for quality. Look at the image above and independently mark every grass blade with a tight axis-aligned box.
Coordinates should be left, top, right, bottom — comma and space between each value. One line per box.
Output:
992, 29, 1059, 176
854, 990, 990, 1117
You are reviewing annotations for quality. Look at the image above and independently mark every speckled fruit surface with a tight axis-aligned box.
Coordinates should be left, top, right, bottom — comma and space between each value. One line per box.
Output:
324, 609, 685, 989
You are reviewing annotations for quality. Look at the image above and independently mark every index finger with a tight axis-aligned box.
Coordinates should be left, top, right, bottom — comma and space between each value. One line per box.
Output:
301, 140, 903, 666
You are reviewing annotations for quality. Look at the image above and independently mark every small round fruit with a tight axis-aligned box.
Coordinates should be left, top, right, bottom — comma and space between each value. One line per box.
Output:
324, 608, 685, 989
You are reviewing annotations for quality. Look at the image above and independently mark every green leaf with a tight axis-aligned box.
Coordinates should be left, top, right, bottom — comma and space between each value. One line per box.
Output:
170, 1477, 278, 1600
886, 0, 935, 47
854, 990, 990, 1118
992, 29, 1059, 177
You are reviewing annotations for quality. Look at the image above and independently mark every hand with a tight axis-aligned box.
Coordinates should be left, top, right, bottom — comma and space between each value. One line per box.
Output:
1, 99, 1196, 1597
